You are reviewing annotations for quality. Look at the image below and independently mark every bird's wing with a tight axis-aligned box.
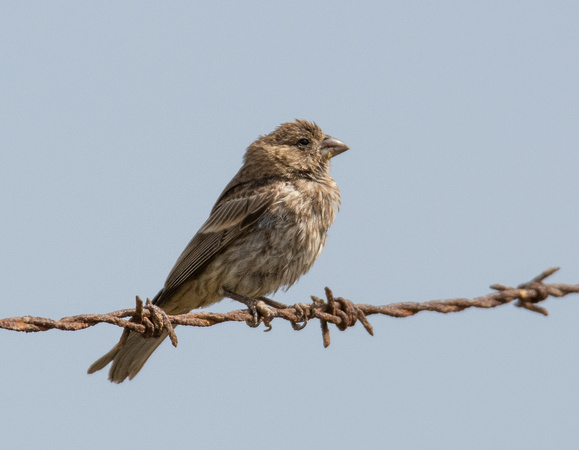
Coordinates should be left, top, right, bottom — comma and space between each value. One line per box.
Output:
161, 184, 277, 294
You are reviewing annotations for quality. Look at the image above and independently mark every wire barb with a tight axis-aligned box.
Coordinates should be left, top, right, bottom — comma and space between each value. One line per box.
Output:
1, 268, 578, 348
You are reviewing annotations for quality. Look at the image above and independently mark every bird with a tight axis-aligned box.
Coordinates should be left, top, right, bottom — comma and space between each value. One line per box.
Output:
88, 119, 349, 383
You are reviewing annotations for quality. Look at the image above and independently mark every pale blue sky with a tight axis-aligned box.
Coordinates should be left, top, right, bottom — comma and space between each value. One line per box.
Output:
1, 2, 578, 449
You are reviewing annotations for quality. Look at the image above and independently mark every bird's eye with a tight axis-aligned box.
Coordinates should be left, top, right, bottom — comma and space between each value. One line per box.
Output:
297, 138, 310, 146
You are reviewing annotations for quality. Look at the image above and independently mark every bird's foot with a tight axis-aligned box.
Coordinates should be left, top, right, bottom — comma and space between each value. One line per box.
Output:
222, 289, 282, 330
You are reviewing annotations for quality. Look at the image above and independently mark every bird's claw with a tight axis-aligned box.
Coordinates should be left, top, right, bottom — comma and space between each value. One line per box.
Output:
222, 289, 274, 331
291, 303, 309, 330
246, 300, 273, 331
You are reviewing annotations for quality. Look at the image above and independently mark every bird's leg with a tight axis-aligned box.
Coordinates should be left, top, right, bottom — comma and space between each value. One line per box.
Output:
222, 289, 258, 309
222, 289, 263, 328
222, 289, 284, 329
258, 296, 288, 309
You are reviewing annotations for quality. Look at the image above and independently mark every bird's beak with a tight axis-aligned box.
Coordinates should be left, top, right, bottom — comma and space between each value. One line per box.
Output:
320, 135, 349, 159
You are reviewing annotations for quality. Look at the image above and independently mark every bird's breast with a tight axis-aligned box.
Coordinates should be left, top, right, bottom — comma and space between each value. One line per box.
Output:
212, 177, 341, 299
258, 179, 340, 285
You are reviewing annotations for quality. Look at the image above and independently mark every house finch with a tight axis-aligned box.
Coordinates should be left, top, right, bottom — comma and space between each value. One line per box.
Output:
88, 119, 349, 383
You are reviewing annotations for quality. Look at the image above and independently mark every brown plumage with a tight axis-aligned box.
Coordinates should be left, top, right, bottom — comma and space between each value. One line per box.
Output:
88, 120, 349, 382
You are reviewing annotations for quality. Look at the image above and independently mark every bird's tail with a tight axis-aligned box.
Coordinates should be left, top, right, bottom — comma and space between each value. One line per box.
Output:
87, 331, 168, 383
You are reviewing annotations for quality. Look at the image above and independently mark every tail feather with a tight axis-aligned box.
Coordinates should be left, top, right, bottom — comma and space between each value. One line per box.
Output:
88, 331, 169, 383
87, 345, 120, 374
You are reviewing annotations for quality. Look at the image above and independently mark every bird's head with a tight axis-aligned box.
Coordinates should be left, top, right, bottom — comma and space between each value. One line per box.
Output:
243, 120, 349, 178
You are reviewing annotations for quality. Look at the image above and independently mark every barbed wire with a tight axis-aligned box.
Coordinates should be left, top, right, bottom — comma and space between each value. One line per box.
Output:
1, 267, 578, 348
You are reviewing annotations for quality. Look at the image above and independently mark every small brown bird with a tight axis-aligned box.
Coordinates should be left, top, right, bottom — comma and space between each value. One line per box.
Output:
88, 119, 349, 382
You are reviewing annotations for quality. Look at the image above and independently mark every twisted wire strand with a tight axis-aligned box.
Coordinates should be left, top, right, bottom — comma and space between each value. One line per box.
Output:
1, 267, 577, 347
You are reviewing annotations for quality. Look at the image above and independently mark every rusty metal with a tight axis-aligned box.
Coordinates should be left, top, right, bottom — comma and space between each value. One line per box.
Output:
1, 267, 577, 348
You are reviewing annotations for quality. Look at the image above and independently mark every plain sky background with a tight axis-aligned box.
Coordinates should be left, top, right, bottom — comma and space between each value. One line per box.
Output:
1, 2, 578, 449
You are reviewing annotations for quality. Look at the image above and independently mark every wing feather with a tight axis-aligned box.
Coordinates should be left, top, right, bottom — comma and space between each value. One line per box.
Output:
161, 184, 277, 294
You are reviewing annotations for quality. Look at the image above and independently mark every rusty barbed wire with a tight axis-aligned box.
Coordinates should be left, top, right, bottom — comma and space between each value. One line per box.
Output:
1, 267, 578, 348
